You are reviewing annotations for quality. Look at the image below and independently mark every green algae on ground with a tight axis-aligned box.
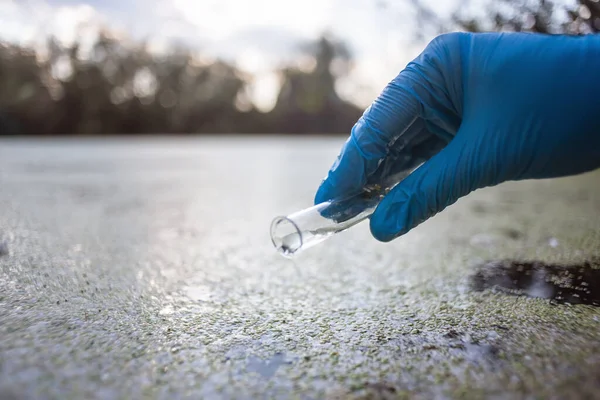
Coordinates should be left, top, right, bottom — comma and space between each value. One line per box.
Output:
1, 139, 600, 399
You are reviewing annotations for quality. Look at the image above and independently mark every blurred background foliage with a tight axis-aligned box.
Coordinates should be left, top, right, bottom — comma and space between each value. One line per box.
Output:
452, 0, 600, 33
0, 0, 598, 135
0, 32, 362, 135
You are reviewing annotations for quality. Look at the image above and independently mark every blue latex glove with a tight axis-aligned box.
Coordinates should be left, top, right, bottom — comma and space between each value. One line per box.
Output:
315, 32, 600, 242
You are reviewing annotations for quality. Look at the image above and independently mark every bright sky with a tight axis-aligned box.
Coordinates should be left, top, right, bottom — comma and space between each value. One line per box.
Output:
0, 0, 458, 110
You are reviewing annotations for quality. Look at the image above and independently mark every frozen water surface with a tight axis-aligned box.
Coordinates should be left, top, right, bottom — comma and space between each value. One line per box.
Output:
1, 136, 600, 399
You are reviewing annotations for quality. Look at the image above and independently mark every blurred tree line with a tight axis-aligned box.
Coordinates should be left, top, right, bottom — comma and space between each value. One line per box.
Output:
3, 0, 598, 135
452, 0, 600, 33
0, 32, 362, 135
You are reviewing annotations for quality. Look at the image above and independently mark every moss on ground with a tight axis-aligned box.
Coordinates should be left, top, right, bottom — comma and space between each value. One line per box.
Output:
1, 143, 599, 399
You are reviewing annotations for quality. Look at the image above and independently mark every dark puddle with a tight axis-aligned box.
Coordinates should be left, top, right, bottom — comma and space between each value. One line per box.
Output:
0, 241, 8, 257
347, 382, 398, 399
470, 259, 600, 306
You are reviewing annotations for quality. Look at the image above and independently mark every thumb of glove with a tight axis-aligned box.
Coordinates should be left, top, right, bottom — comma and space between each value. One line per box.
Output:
369, 123, 506, 242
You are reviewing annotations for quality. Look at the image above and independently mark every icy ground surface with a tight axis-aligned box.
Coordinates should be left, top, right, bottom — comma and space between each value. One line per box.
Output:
1, 136, 600, 399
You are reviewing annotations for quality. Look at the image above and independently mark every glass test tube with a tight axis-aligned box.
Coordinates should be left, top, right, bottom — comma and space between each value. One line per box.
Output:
270, 162, 423, 258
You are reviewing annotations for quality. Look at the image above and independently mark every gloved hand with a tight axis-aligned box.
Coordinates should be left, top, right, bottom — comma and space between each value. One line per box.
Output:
314, 32, 600, 242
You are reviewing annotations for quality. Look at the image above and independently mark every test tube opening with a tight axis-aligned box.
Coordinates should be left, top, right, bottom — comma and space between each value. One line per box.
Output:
270, 216, 303, 258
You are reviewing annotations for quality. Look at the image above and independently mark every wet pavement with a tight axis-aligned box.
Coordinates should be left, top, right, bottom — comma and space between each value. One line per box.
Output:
471, 258, 600, 306
1, 136, 600, 399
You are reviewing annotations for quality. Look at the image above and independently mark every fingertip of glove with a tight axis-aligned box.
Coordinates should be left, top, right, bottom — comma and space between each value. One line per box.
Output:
369, 226, 396, 243
369, 202, 408, 243
314, 181, 330, 205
